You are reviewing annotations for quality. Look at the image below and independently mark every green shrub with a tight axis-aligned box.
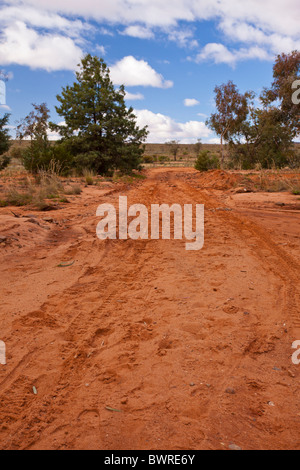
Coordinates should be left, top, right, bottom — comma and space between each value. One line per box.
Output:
0, 154, 11, 171
143, 155, 154, 164
9, 146, 25, 160
22, 141, 73, 175
195, 151, 220, 172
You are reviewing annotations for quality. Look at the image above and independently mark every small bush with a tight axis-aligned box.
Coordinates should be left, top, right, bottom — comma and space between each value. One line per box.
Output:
83, 169, 95, 185
64, 184, 82, 195
0, 154, 11, 171
143, 155, 154, 164
5, 187, 34, 206
256, 172, 300, 194
195, 151, 220, 172
22, 141, 73, 175
2, 164, 82, 209
9, 146, 25, 160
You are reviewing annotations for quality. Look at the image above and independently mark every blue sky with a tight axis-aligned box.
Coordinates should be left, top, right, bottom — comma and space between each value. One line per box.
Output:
0, 0, 299, 143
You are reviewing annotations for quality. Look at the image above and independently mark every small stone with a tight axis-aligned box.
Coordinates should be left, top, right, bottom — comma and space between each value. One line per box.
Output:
268, 401, 275, 407
225, 388, 236, 395
229, 444, 242, 451
287, 370, 295, 378
190, 382, 196, 387
0, 236, 7, 242
26, 218, 40, 225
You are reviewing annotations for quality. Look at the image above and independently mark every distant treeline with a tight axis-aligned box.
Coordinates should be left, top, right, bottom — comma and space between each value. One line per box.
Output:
9, 140, 300, 158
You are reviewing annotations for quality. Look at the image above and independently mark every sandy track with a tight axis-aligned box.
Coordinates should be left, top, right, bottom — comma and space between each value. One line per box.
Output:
0, 168, 299, 450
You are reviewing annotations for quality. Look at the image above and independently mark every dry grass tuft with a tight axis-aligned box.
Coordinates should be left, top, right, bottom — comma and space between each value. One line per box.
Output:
1, 161, 83, 209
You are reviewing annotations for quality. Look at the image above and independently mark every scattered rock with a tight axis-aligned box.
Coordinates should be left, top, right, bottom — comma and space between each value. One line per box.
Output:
225, 388, 236, 395
229, 444, 242, 451
26, 218, 40, 226
234, 187, 252, 194
268, 401, 275, 407
223, 305, 239, 314
0, 236, 7, 242
275, 203, 285, 207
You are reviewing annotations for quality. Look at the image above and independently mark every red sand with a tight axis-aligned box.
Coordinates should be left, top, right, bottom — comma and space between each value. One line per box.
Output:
0, 168, 299, 450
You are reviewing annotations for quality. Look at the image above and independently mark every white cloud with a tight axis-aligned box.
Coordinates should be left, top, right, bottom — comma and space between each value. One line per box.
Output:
0, 5, 90, 37
18, 0, 198, 27
110, 56, 173, 88
219, 19, 300, 56
121, 25, 154, 39
125, 91, 144, 101
0, 21, 83, 71
167, 28, 198, 48
98, 27, 114, 36
95, 45, 106, 56
47, 121, 66, 140
207, 137, 220, 144
184, 98, 200, 107
1, 0, 300, 70
16, 0, 300, 36
196, 43, 270, 66
134, 109, 212, 143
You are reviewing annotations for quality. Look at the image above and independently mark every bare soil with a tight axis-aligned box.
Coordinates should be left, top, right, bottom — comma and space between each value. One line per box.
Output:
0, 168, 299, 450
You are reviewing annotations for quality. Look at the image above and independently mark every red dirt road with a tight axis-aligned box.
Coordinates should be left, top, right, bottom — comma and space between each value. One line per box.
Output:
0, 168, 299, 450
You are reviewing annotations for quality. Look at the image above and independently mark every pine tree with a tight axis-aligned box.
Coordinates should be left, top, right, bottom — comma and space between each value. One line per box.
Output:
51, 55, 148, 174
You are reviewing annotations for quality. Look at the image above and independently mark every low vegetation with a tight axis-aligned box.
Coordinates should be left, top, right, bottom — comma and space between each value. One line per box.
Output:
194, 150, 220, 172
254, 171, 300, 194
0, 53, 299, 199
0, 163, 82, 210
206, 51, 300, 170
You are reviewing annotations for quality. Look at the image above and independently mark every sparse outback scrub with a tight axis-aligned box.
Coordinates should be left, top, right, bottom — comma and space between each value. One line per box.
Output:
0, 164, 83, 209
